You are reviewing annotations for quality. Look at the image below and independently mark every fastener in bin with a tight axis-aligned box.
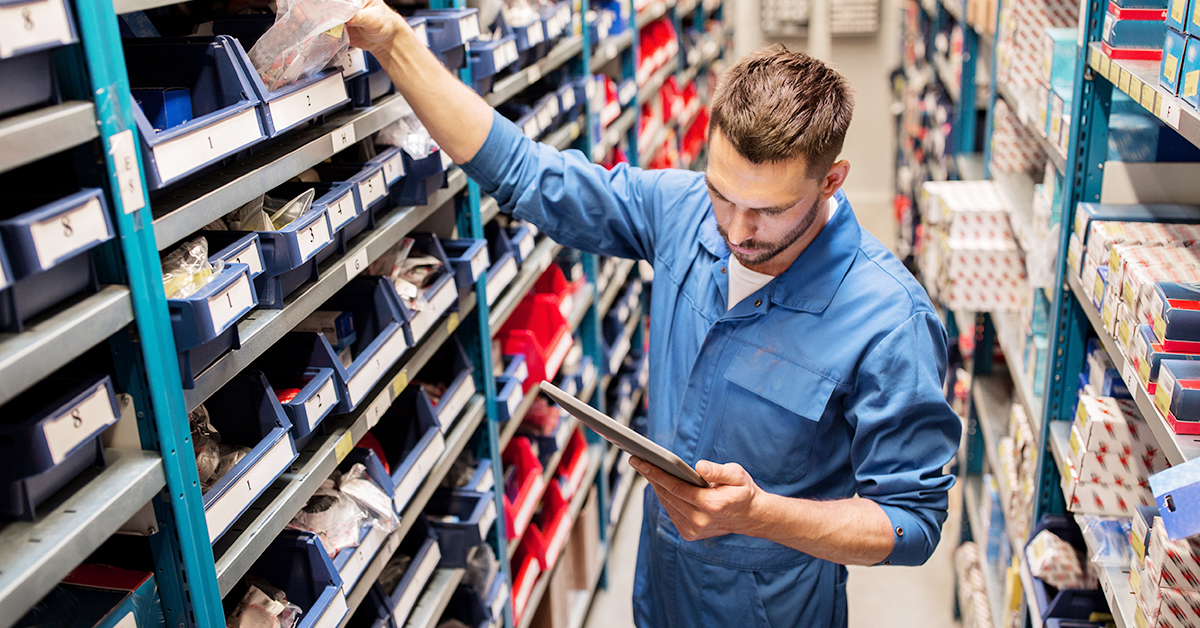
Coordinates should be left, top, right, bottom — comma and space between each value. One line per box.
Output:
195, 371, 298, 543
0, 373, 118, 520
0, 188, 114, 333
123, 37, 267, 189
412, 8, 481, 70
370, 380, 446, 513
238, 530, 348, 628
372, 234, 458, 343
378, 516, 442, 624
210, 15, 352, 137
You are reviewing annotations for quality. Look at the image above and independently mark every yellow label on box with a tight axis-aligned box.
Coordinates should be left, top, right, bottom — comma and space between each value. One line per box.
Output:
1193, 0, 1200, 27
447, 311, 459, 332
1154, 312, 1168, 339
1069, 426, 1083, 460
1167, 53, 1180, 83
1120, 318, 1134, 349
1156, 380, 1174, 418
1130, 559, 1143, 594
391, 369, 408, 398
1186, 70, 1200, 98
1103, 299, 1116, 333
334, 431, 354, 463
1143, 84, 1159, 111
1173, 0, 1186, 24
1139, 357, 1152, 388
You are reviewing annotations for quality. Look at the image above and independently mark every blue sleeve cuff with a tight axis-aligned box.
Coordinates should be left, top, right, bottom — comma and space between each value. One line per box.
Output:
874, 503, 944, 567
459, 110, 527, 195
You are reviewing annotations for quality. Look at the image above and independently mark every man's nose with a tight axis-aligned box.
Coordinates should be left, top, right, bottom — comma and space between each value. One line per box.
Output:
726, 208, 754, 245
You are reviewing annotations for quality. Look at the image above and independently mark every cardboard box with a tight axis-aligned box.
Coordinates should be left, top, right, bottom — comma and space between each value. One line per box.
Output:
1102, 9, 1168, 54
1145, 519, 1200, 590
1062, 452, 1154, 516
1070, 423, 1158, 489
1163, 29, 1188, 93
1133, 323, 1200, 394
1135, 577, 1200, 627
1074, 394, 1166, 470
1169, 0, 1190, 31
1182, 37, 1200, 109
1150, 456, 1200, 541
1073, 204, 1200, 252
566, 486, 600, 591
530, 545, 572, 628
1151, 282, 1200, 352
1043, 27, 1079, 91
1155, 360, 1200, 433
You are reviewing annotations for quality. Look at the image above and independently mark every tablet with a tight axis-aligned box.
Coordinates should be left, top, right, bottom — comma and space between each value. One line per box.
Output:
539, 381, 710, 488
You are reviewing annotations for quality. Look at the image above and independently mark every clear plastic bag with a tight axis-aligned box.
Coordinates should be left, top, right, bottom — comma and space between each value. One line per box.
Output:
162, 237, 224, 299
227, 579, 304, 628
377, 114, 439, 160
190, 406, 221, 491
1078, 515, 1132, 567
287, 479, 368, 557
366, 237, 442, 311
265, 188, 316, 231
248, 0, 363, 91
379, 553, 413, 594
339, 463, 400, 532
462, 543, 498, 593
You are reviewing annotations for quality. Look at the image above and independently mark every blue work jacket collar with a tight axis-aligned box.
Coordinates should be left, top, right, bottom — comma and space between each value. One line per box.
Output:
696, 189, 862, 314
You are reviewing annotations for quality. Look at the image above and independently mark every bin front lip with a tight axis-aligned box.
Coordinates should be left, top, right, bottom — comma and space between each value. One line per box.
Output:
167, 262, 255, 349
201, 423, 293, 509
0, 188, 114, 278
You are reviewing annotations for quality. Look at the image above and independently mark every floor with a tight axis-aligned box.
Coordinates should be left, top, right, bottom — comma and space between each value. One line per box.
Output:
584, 480, 963, 628
581, 203, 964, 628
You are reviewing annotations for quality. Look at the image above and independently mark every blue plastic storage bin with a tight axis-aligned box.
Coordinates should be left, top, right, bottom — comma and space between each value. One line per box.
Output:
243, 531, 348, 628
168, 262, 257, 388
345, 584, 397, 628
426, 489, 497, 568
15, 564, 161, 628
502, 15, 547, 69
247, 199, 333, 309
540, 1, 572, 45
205, 231, 266, 281
442, 237, 490, 296
496, 375, 523, 423
382, 517, 441, 625
123, 37, 267, 190
256, 362, 340, 449
371, 386, 446, 513
350, 51, 395, 107
210, 16, 351, 137
0, 188, 114, 332
338, 47, 381, 109
468, 34, 519, 95
503, 353, 530, 386
319, 277, 414, 410
201, 370, 298, 543
483, 576, 509, 628
390, 149, 449, 207
443, 586, 491, 628
393, 234, 458, 343
461, 458, 495, 493
272, 180, 363, 256
411, 337, 477, 430
1026, 516, 1108, 621
0, 373, 118, 520
507, 222, 537, 264
315, 160, 390, 236
556, 83, 582, 123
482, 221, 520, 307
0, 49, 59, 118
412, 9, 481, 70
331, 448, 396, 590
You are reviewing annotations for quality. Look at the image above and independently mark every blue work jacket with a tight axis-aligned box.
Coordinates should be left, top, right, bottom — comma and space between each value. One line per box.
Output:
462, 112, 961, 627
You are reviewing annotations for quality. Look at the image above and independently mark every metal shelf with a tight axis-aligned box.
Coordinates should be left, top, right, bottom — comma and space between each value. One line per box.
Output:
1087, 43, 1200, 153
973, 375, 1012, 476
489, 238, 563, 333
151, 93, 416, 251
637, 58, 681, 108
995, 81, 1068, 173
1066, 272, 1200, 464
0, 286, 133, 406
0, 450, 165, 628
487, 36, 585, 108
403, 568, 466, 628
481, 195, 501, 225
591, 30, 635, 69
515, 445, 605, 628
183, 168, 467, 412
992, 310, 1044, 430
546, 116, 586, 151
962, 475, 1008, 628
592, 108, 638, 162
213, 297, 476, 595
956, 153, 985, 181
340, 396, 486, 626
636, 0, 677, 28
112, 0, 174, 13
0, 101, 98, 176
597, 260, 636, 319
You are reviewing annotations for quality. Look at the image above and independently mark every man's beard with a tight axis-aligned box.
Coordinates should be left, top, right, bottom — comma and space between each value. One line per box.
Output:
718, 196, 823, 267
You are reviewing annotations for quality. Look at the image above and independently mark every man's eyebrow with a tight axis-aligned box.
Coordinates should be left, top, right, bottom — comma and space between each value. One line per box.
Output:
704, 173, 798, 214
703, 174, 729, 202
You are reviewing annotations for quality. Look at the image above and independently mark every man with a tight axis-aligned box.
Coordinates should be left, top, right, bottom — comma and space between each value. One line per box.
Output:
348, 6, 961, 626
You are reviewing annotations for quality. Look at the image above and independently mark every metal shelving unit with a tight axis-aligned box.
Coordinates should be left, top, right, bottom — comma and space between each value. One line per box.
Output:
995, 82, 1068, 172
487, 36, 587, 108
0, 101, 98, 174
403, 568, 466, 628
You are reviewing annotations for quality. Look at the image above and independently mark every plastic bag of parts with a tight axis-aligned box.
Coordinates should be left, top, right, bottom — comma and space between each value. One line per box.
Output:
227, 578, 304, 628
501, 0, 540, 29
162, 236, 225, 299
441, 452, 481, 489
216, 188, 316, 232
367, 237, 445, 312
339, 463, 400, 531
1077, 515, 1132, 567
287, 479, 368, 557
462, 543, 499, 593
378, 553, 413, 593
248, 0, 363, 91
377, 114, 440, 160
190, 405, 253, 492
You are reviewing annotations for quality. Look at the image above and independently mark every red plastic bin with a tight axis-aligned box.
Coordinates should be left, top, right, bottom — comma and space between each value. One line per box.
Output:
498, 295, 573, 391
502, 436, 545, 539
511, 531, 547, 625
556, 429, 592, 502
533, 264, 584, 321
533, 481, 573, 570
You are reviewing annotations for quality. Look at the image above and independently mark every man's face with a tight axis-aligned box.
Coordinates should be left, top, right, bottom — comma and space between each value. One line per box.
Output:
705, 130, 836, 275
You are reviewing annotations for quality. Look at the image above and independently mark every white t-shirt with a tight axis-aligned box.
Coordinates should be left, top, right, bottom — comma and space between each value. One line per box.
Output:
726, 196, 839, 311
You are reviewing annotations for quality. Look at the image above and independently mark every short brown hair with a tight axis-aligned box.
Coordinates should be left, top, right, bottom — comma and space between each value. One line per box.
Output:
709, 45, 854, 175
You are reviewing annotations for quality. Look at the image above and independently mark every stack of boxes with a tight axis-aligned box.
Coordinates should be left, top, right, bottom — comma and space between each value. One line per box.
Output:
998, 403, 1038, 546
920, 181, 1030, 311
1040, 27, 1078, 154
1102, 0, 1167, 61
1022, 287, 1052, 395
991, 98, 1049, 174
1161, 0, 1200, 110
996, 0, 1079, 90
1063, 392, 1167, 516
1132, 513, 1200, 628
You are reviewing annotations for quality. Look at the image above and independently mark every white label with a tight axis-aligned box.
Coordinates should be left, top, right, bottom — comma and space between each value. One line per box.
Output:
515, 560, 541, 617
491, 582, 510, 621
364, 391, 390, 429
393, 544, 441, 623
312, 589, 347, 628
206, 434, 296, 542
410, 309, 434, 344
537, 107, 553, 130
524, 222, 539, 237
609, 335, 630, 374
268, 74, 348, 134
43, 383, 117, 464
515, 362, 529, 383
109, 130, 145, 214
152, 108, 263, 184
617, 304, 630, 323
341, 525, 388, 589
527, 63, 544, 85
295, 213, 333, 262
340, 48, 369, 77
225, 239, 263, 276
331, 123, 357, 153
517, 233, 534, 260
113, 612, 137, 628
393, 431, 445, 512
504, 383, 521, 418
427, 279, 457, 320
326, 192, 358, 232
559, 294, 574, 319
439, 149, 454, 171
556, 420, 571, 451
358, 170, 387, 209
382, 153, 405, 184
347, 327, 409, 406
527, 22, 544, 46
413, 22, 429, 48
345, 248, 370, 281
566, 450, 588, 497
205, 271, 254, 334
469, 246, 490, 282
604, 43, 617, 62
514, 474, 544, 536
476, 467, 494, 492
0, 0, 72, 58
1161, 91, 1183, 128
561, 89, 576, 112
479, 499, 497, 537
1123, 361, 1140, 395
546, 514, 573, 566
487, 257, 518, 306
619, 82, 637, 104
29, 197, 109, 271
301, 375, 339, 432
523, 118, 540, 139
459, 14, 480, 42
440, 377, 476, 428
547, 334, 573, 379
501, 41, 518, 67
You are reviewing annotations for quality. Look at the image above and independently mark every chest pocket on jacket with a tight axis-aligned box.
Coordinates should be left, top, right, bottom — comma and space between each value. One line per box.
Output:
716, 343, 837, 485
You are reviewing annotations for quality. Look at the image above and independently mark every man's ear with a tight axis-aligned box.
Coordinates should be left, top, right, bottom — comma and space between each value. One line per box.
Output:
821, 159, 850, 198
